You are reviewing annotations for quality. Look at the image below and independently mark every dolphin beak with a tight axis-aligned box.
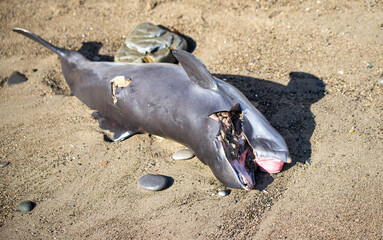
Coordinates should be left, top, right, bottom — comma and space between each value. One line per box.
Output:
232, 159, 255, 190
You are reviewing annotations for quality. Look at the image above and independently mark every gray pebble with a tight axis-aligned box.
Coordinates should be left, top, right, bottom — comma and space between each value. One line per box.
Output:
138, 174, 169, 191
172, 149, 195, 160
366, 62, 373, 69
92, 56, 101, 61
0, 161, 10, 168
218, 189, 231, 197
17, 200, 36, 212
7, 71, 28, 85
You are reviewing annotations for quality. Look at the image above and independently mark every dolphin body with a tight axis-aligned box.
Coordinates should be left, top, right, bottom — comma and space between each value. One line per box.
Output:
13, 28, 291, 190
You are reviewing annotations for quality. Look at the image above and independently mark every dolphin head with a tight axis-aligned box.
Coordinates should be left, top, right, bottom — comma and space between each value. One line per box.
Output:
172, 49, 290, 190
216, 79, 292, 174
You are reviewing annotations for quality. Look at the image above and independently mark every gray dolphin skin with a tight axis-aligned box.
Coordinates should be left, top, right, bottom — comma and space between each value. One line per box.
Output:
13, 28, 291, 190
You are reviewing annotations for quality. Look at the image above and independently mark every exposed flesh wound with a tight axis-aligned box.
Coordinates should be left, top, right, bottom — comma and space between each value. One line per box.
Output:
110, 76, 132, 104
209, 104, 256, 185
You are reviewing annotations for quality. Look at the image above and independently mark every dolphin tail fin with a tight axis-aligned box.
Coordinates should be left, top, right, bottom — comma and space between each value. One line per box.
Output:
13, 28, 66, 58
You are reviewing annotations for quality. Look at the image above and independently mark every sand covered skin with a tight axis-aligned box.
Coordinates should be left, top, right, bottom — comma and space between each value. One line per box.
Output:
0, 0, 382, 239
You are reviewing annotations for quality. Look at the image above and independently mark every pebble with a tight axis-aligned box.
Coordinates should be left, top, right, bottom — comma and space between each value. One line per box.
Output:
366, 62, 373, 69
172, 149, 195, 160
92, 56, 101, 61
138, 174, 169, 191
115, 22, 188, 63
0, 161, 10, 167
17, 200, 36, 212
305, 159, 311, 166
378, 79, 383, 89
218, 189, 231, 197
7, 71, 28, 85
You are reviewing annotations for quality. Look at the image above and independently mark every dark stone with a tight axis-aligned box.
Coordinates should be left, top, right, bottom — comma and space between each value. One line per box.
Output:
7, 71, 28, 85
0, 162, 10, 168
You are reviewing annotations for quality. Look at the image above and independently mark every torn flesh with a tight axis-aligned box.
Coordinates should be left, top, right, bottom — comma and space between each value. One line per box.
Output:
110, 76, 132, 104
209, 104, 256, 190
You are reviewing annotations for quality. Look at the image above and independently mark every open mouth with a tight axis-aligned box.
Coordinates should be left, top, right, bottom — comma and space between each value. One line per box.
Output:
209, 104, 256, 190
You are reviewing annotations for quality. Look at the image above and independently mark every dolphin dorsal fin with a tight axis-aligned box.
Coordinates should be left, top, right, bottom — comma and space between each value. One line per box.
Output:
172, 50, 218, 90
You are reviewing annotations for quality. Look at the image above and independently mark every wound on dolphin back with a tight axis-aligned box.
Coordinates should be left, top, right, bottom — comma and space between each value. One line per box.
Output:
110, 76, 132, 104
209, 104, 256, 189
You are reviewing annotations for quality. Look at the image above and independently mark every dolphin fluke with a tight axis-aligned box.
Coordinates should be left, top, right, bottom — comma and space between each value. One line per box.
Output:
13, 28, 66, 57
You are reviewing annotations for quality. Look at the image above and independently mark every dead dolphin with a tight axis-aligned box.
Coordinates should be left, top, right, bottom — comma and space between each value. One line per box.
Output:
13, 28, 291, 190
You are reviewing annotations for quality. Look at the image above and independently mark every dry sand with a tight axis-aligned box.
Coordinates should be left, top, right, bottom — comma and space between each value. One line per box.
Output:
0, 0, 382, 239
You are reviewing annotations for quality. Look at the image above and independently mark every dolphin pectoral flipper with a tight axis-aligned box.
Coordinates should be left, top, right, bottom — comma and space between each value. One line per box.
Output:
92, 112, 136, 141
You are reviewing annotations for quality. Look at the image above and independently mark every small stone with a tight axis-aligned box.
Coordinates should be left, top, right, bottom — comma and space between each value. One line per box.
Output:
7, 71, 28, 85
218, 189, 231, 197
366, 62, 373, 69
92, 56, 101, 61
17, 200, 36, 212
138, 174, 169, 191
378, 79, 383, 89
305, 159, 311, 166
172, 149, 195, 160
0, 161, 10, 168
